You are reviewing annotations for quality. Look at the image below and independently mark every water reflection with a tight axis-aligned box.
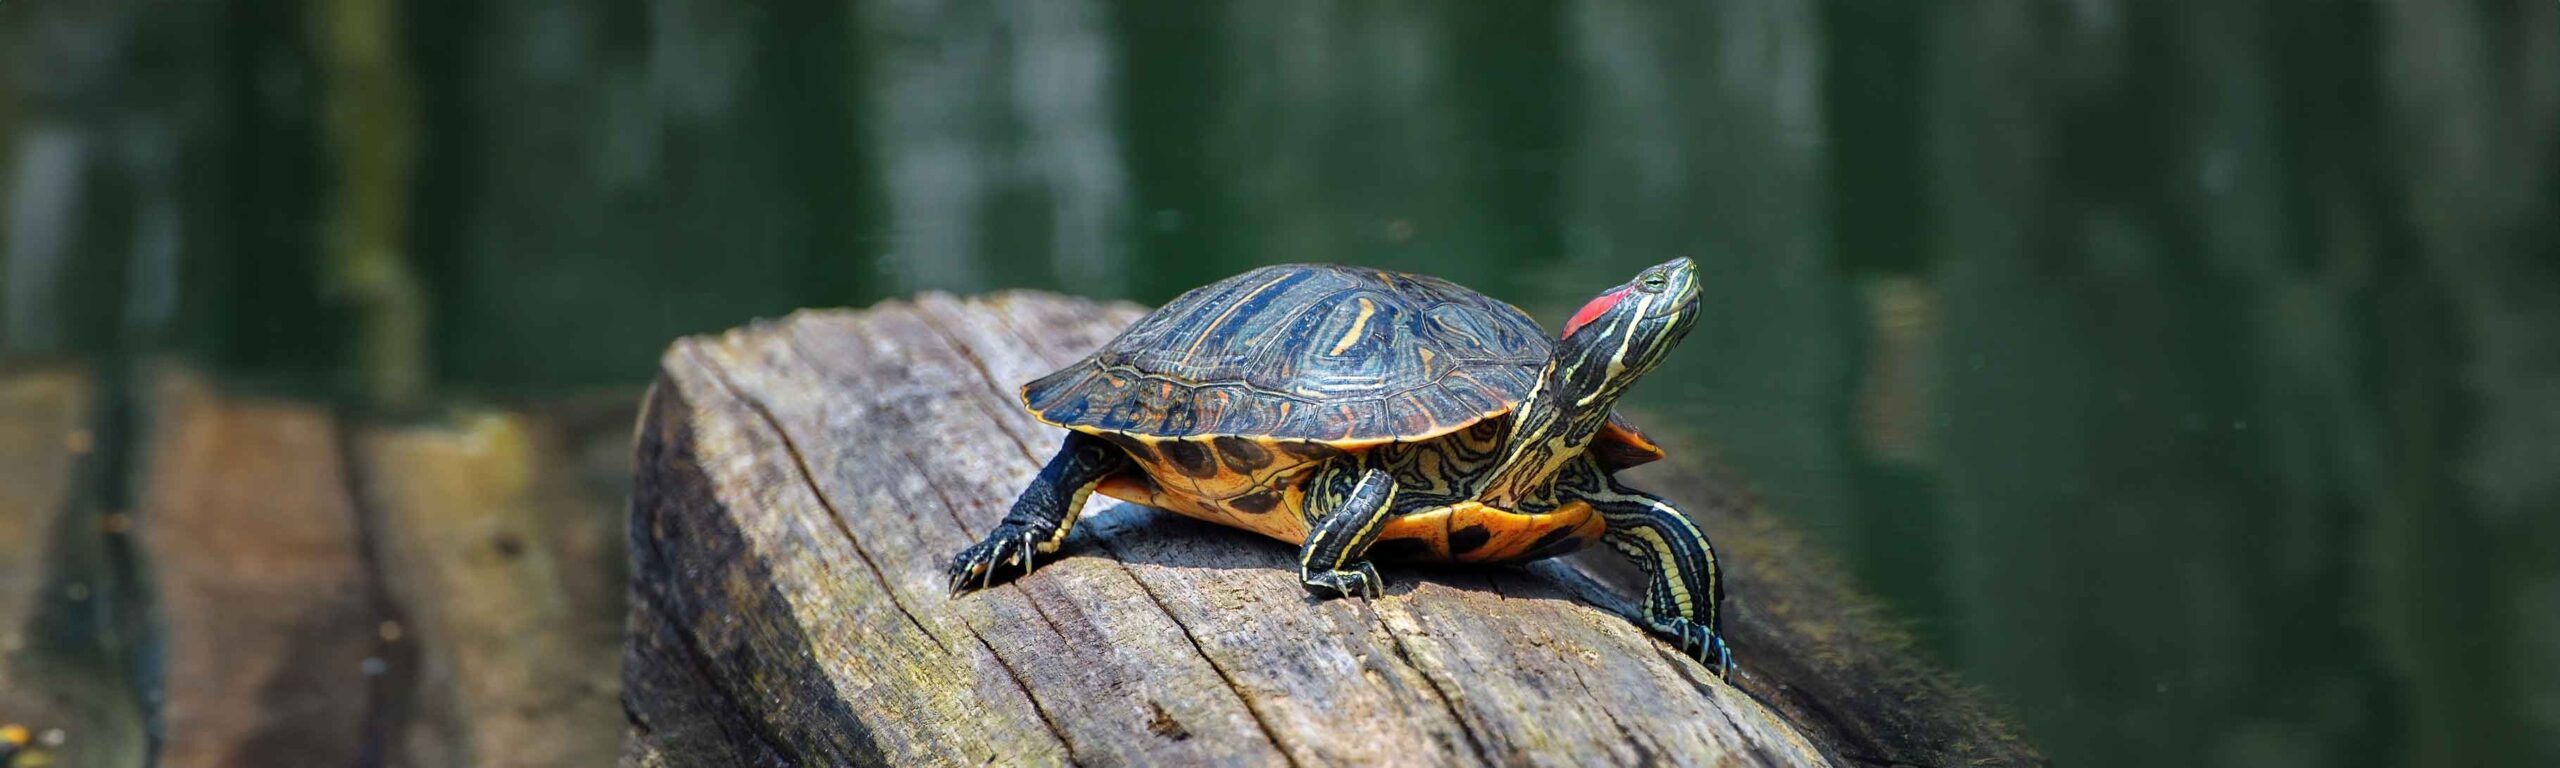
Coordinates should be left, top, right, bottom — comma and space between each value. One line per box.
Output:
3, 1, 2554, 766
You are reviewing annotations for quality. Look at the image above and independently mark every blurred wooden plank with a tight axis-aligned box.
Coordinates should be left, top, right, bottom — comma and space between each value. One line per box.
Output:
354, 398, 632, 767
0, 365, 152, 768
137, 372, 390, 767
0, 367, 90, 695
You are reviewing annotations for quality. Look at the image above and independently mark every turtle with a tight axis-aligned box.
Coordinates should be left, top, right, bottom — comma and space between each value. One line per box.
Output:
948, 257, 1733, 672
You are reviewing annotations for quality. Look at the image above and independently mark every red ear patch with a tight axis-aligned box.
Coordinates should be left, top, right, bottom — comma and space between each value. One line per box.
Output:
1563, 287, 1630, 338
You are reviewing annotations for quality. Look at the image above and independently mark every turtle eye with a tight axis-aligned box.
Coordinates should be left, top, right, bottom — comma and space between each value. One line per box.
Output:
1638, 270, 1669, 291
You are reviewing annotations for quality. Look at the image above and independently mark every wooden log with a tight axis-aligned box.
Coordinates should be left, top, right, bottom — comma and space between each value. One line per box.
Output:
625, 293, 2039, 766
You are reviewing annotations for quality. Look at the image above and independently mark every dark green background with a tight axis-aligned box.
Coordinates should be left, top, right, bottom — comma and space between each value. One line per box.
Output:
4, 1, 2555, 765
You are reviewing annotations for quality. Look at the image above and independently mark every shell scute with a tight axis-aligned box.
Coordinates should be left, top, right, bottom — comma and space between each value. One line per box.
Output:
1024, 264, 1549, 443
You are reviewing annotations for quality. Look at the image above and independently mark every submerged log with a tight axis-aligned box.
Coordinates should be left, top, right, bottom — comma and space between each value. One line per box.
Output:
624, 293, 2039, 767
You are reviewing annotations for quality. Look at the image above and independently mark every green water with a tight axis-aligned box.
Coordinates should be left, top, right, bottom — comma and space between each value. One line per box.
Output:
4, 1, 2556, 765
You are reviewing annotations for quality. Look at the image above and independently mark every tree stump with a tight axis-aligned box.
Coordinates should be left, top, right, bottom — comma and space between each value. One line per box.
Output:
625, 293, 2039, 767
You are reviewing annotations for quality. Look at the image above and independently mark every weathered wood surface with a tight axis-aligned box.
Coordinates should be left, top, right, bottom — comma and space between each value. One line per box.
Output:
625, 293, 2039, 767
138, 372, 395, 766
0, 364, 632, 767
356, 397, 632, 767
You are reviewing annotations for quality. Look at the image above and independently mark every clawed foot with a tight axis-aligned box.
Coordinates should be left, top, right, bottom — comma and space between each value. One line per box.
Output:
947, 524, 1050, 595
1648, 616, 1736, 677
1300, 561, 1384, 600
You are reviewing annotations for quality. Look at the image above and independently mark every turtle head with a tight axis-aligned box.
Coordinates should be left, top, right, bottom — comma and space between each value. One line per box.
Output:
1477, 257, 1701, 504
1549, 257, 1701, 410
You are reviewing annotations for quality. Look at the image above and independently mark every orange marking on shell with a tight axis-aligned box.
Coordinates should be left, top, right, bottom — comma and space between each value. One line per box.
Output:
1452, 501, 1601, 563
1368, 502, 1601, 563
1198, 388, 1229, 425
1376, 508, 1454, 556
1116, 437, 1328, 545
1404, 393, 1437, 429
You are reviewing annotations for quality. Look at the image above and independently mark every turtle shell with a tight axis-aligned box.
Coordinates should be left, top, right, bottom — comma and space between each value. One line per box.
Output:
1023, 264, 1551, 445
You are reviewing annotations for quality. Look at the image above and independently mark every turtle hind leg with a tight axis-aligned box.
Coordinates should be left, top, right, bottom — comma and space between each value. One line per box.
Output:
1298, 464, 1398, 600
1569, 467, 1735, 676
949, 431, 1131, 595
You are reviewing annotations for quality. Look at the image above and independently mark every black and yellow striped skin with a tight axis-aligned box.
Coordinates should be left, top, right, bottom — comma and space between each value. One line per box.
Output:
947, 431, 1133, 594
954, 259, 1734, 673
1297, 464, 1396, 598
1560, 456, 1731, 668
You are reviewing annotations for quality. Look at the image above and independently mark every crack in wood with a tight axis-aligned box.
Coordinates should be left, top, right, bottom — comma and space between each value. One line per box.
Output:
1016, 587, 1075, 644
958, 622, 1081, 764
690, 344, 940, 644
893, 302, 1052, 464
1088, 536, 1305, 768
774, 325, 997, 543
1551, 610, 1657, 766
1368, 605, 1498, 765
894, 441, 988, 542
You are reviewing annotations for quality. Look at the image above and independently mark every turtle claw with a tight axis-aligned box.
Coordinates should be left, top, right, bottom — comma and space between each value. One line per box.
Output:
948, 525, 1048, 596
1647, 616, 1736, 677
1300, 561, 1384, 601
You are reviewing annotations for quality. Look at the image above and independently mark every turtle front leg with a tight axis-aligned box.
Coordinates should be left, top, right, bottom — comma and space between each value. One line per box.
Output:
1298, 462, 1398, 600
1568, 467, 1735, 676
949, 431, 1131, 595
